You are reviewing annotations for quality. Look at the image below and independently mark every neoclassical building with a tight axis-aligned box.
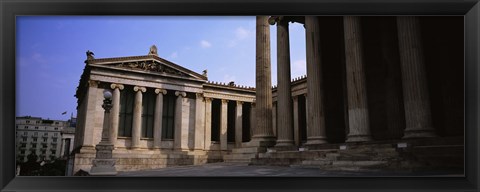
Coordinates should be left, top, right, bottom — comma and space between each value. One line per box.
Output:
71, 16, 463, 174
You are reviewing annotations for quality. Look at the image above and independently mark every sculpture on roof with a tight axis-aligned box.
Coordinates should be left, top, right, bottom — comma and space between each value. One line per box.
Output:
148, 45, 158, 56
86, 50, 95, 60
202, 69, 208, 77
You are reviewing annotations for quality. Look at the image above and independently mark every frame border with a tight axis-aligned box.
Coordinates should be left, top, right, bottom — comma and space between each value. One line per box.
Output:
1, 0, 478, 191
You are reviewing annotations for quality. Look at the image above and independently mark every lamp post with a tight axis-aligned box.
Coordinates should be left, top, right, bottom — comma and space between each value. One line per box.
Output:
90, 90, 117, 176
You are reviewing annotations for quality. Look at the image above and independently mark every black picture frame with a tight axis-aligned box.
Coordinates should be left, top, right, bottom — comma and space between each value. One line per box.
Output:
1, 0, 478, 191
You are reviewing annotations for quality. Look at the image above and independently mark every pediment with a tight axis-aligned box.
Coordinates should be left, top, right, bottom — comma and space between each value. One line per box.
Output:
88, 55, 207, 81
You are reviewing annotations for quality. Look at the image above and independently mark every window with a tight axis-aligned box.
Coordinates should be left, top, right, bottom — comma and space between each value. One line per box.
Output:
53, 138, 57, 142
33, 138, 37, 142
35, 127, 38, 130
23, 132, 27, 135
24, 126, 28, 129
32, 143, 37, 148
54, 133, 58, 136
55, 122, 59, 125
141, 90, 156, 138
21, 143, 26, 147
119, 87, 135, 137
20, 150, 25, 154
54, 128, 58, 130
44, 133, 48, 136
22, 138, 27, 142
42, 144, 47, 148
162, 91, 176, 139
43, 138, 47, 142
26, 120, 30, 123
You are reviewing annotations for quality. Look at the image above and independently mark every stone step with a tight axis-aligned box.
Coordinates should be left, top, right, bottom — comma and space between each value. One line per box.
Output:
232, 147, 266, 154
223, 153, 257, 163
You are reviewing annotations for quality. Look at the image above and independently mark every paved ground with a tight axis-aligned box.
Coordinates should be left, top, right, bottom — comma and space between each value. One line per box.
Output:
117, 162, 463, 177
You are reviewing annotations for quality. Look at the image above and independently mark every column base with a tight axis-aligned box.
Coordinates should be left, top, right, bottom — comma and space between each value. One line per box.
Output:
402, 129, 436, 139
305, 136, 328, 145
250, 136, 276, 147
275, 139, 294, 147
89, 159, 117, 176
346, 135, 372, 142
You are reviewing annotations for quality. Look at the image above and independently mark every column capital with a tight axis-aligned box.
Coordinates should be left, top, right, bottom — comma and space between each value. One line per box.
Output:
133, 86, 146, 93
204, 97, 212, 102
87, 80, 99, 88
195, 93, 204, 99
155, 88, 167, 95
293, 95, 299, 101
110, 83, 124, 90
175, 91, 187, 97
236, 101, 244, 105
221, 99, 228, 104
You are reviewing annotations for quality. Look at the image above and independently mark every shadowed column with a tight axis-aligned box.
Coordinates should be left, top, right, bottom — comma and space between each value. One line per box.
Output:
397, 16, 436, 138
305, 16, 328, 145
275, 17, 294, 146
343, 16, 372, 142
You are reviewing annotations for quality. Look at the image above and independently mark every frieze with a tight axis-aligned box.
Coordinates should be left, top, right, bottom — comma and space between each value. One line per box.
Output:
115, 60, 188, 77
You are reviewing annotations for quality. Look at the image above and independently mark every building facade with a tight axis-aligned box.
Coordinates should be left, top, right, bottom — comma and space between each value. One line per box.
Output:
72, 16, 464, 174
16, 116, 75, 162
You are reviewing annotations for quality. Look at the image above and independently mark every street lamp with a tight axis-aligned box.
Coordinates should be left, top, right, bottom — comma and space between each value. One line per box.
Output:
90, 89, 117, 176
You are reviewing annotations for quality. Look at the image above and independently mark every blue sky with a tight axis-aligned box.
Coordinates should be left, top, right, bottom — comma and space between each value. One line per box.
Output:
16, 16, 306, 121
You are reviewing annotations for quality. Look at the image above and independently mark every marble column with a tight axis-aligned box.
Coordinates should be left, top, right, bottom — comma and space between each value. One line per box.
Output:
343, 16, 372, 142
305, 16, 328, 145
110, 83, 124, 147
235, 101, 243, 147
84, 80, 100, 148
194, 93, 205, 150
252, 16, 275, 146
131, 86, 146, 149
397, 16, 436, 138
272, 102, 277, 137
220, 99, 229, 150
174, 91, 187, 150
293, 95, 300, 146
153, 88, 167, 149
204, 97, 213, 150
276, 17, 294, 146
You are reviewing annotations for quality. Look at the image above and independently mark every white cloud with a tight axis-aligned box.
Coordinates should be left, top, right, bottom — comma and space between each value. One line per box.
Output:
200, 40, 212, 48
291, 59, 306, 78
235, 27, 250, 40
228, 27, 252, 48
169, 52, 178, 59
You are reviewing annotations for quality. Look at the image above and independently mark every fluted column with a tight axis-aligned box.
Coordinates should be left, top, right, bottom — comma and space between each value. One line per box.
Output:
153, 88, 167, 149
305, 16, 327, 145
235, 101, 243, 147
275, 17, 294, 146
272, 102, 277, 137
252, 16, 275, 146
220, 99, 228, 150
131, 86, 146, 149
110, 83, 124, 147
292, 95, 300, 146
204, 97, 213, 150
194, 93, 205, 150
174, 91, 187, 150
397, 16, 436, 138
344, 16, 372, 142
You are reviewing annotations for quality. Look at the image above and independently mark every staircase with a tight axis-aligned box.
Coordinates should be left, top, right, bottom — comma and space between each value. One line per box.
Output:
223, 146, 265, 163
